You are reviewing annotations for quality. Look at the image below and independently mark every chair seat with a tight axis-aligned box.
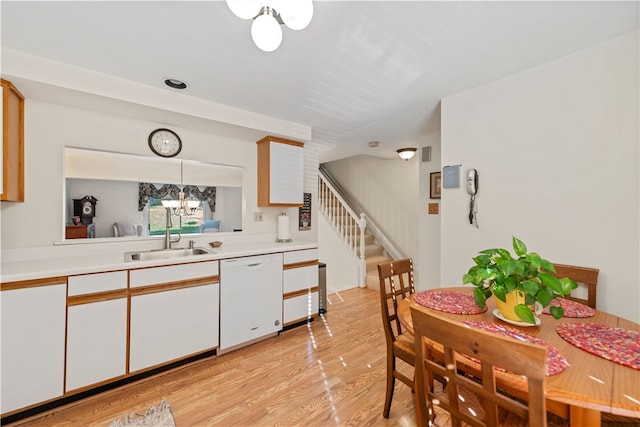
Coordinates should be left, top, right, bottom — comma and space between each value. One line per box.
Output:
393, 332, 415, 357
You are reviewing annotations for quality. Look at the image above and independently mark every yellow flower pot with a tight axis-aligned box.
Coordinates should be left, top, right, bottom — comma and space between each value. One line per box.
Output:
493, 289, 527, 322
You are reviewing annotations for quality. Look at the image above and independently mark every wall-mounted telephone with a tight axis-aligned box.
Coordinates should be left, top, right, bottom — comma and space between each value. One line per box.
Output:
467, 169, 478, 227
467, 169, 478, 196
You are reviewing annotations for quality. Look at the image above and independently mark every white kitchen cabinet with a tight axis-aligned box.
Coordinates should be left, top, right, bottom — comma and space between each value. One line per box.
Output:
129, 261, 219, 373
283, 249, 319, 327
66, 271, 128, 392
219, 254, 283, 351
1, 281, 66, 413
257, 136, 304, 206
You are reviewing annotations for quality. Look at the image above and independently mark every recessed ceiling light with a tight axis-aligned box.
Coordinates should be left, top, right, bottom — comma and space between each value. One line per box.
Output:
163, 78, 188, 90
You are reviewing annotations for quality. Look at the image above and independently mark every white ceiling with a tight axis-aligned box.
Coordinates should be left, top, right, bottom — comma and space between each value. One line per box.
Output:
1, 1, 638, 162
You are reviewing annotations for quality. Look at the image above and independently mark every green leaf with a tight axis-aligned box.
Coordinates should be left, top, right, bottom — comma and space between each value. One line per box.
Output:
559, 277, 578, 294
504, 277, 518, 293
496, 248, 513, 259
473, 287, 487, 309
521, 279, 540, 295
539, 272, 563, 294
512, 236, 527, 256
514, 304, 536, 324
549, 305, 565, 319
474, 254, 491, 267
462, 273, 473, 284
540, 259, 555, 272
527, 252, 542, 269
536, 288, 554, 307
492, 285, 507, 302
501, 260, 516, 277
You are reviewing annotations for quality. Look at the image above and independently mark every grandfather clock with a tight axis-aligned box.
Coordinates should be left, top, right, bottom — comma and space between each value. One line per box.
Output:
73, 195, 98, 225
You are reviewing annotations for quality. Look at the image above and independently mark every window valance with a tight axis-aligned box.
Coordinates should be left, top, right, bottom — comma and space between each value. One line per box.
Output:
138, 183, 216, 212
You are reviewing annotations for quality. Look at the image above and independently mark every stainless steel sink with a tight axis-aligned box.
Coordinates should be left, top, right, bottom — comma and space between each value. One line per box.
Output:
125, 247, 210, 262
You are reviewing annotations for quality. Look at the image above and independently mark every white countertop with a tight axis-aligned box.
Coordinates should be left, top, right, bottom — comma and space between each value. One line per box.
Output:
1, 239, 318, 283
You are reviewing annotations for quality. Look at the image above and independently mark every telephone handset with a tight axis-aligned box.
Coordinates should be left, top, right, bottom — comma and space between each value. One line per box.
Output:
467, 169, 478, 196
467, 169, 478, 227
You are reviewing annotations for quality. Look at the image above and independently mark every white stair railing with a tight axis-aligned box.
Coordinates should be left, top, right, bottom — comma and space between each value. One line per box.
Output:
318, 173, 367, 287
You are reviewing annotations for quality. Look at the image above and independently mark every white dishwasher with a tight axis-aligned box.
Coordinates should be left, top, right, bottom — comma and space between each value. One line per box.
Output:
219, 253, 283, 352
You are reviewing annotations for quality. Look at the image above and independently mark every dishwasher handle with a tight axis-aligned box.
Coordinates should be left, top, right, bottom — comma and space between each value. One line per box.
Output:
246, 262, 263, 269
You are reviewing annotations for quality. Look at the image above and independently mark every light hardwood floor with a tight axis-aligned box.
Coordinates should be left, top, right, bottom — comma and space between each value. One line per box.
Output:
6, 287, 638, 427
7, 288, 417, 427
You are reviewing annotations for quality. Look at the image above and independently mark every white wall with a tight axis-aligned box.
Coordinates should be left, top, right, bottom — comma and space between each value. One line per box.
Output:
441, 31, 639, 321
317, 212, 359, 293
418, 132, 442, 291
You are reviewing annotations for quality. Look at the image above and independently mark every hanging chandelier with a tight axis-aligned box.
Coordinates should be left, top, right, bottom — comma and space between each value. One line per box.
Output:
225, 0, 314, 52
161, 161, 201, 216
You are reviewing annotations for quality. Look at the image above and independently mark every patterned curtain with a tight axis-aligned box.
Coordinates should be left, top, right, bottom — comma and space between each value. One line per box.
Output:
138, 183, 216, 212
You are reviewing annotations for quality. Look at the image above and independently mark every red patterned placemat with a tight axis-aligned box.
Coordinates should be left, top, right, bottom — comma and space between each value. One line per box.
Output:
557, 323, 640, 370
542, 299, 595, 318
463, 321, 568, 376
414, 289, 487, 314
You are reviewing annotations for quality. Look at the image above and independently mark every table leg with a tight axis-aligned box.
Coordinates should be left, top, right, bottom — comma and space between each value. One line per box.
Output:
570, 406, 601, 427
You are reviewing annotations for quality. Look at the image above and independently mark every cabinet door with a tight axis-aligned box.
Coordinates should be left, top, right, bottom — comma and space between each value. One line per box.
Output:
1, 79, 25, 202
130, 283, 219, 372
66, 298, 127, 391
257, 136, 304, 206
1, 283, 66, 413
284, 290, 319, 327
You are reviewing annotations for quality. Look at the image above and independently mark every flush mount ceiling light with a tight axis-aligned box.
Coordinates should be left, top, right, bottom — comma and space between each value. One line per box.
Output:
226, 0, 314, 52
397, 148, 417, 161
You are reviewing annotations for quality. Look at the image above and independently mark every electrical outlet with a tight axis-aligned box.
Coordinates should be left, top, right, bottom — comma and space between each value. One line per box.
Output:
254, 212, 263, 222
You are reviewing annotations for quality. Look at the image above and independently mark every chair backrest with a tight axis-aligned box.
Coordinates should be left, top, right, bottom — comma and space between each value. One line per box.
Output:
377, 259, 415, 344
113, 221, 139, 237
552, 263, 599, 309
201, 219, 221, 233
411, 306, 547, 427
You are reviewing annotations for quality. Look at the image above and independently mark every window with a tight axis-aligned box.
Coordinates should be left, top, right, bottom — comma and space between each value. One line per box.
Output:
148, 197, 204, 236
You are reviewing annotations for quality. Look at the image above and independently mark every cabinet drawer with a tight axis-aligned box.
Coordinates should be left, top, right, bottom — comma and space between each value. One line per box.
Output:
283, 248, 318, 265
283, 264, 317, 294
130, 261, 218, 288
284, 290, 319, 326
68, 270, 127, 296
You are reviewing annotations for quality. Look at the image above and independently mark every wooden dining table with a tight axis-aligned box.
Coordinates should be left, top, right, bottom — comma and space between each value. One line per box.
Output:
398, 287, 640, 427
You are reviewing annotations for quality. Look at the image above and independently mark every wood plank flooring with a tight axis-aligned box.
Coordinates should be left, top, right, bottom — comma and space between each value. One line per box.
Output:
7, 288, 417, 427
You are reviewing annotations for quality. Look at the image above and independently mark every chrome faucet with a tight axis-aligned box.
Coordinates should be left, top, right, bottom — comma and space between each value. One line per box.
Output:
164, 208, 181, 249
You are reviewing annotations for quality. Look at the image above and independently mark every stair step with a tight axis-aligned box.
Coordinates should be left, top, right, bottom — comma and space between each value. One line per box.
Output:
364, 243, 383, 257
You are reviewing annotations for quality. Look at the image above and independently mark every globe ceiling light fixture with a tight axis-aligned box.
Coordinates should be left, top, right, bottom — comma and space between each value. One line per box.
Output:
397, 148, 417, 161
161, 161, 201, 216
226, 0, 314, 52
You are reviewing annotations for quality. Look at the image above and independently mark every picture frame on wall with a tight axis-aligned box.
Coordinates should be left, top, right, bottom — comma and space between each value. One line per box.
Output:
430, 172, 441, 199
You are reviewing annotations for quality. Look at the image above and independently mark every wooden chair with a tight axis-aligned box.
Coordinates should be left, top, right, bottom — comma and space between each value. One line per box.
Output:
552, 263, 599, 309
377, 258, 416, 418
411, 306, 548, 427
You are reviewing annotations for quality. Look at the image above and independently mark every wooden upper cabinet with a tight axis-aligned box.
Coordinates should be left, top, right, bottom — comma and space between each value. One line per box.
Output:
257, 136, 304, 207
1, 79, 25, 202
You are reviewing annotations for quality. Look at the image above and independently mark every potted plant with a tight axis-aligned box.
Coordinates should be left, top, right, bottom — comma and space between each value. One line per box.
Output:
462, 236, 578, 324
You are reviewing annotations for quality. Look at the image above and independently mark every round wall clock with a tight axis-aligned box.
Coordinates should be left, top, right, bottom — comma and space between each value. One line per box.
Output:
148, 128, 182, 157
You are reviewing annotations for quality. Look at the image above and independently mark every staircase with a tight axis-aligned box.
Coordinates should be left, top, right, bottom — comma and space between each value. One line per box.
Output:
363, 230, 392, 291
318, 171, 393, 289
